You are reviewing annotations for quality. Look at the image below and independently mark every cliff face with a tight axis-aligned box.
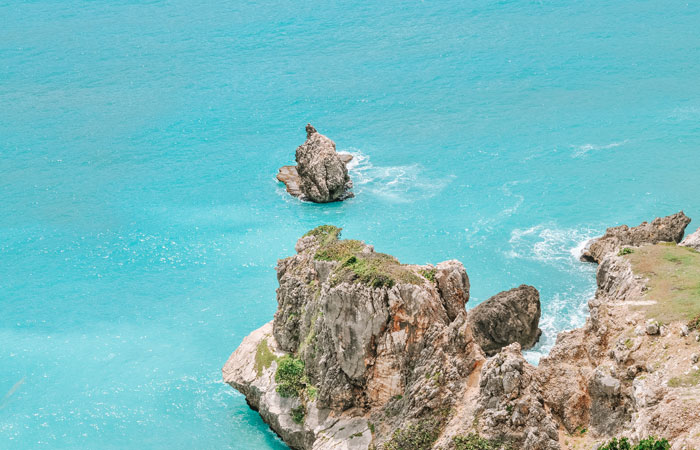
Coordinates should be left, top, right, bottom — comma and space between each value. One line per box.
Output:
224, 214, 700, 450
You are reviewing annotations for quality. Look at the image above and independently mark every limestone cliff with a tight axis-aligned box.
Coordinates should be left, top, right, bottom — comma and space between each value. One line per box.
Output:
224, 214, 700, 450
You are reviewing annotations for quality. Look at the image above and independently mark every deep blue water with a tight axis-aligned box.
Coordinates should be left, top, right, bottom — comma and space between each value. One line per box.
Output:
2, 0, 700, 448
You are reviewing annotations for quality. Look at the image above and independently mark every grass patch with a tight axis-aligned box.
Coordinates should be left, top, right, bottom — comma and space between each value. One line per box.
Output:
668, 369, 700, 388
255, 339, 277, 377
315, 239, 365, 261
333, 253, 422, 288
303, 225, 342, 245
275, 356, 306, 398
619, 247, 634, 256
309, 225, 423, 289
628, 244, 700, 323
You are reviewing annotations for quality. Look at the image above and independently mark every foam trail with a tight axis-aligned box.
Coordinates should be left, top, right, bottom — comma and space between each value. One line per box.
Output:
341, 148, 453, 203
572, 140, 628, 158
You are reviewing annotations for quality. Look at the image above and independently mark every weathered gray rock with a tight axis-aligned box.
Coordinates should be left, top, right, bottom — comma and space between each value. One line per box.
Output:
581, 211, 691, 263
680, 227, 700, 251
468, 285, 542, 356
588, 370, 630, 435
277, 125, 353, 203
477, 343, 560, 450
435, 260, 470, 321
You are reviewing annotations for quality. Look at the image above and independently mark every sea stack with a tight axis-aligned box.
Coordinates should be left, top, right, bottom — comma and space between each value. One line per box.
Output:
277, 124, 354, 203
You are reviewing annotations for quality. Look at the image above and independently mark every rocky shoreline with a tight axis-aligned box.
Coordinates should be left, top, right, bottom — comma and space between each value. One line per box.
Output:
223, 214, 700, 450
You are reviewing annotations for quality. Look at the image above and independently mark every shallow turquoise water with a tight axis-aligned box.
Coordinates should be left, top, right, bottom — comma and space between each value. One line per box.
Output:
2, 0, 700, 448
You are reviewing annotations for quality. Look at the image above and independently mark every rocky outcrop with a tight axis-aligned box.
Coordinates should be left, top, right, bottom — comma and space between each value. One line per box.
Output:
477, 343, 559, 450
580, 211, 690, 263
224, 213, 700, 450
277, 125, 354, 203
468, 285, 542, 356
224, 226, 487, 449
680, 227, 700, 251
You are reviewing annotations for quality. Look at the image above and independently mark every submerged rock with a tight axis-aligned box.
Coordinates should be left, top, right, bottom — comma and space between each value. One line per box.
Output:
580, 211, 690, 263
277, 124, 354, 203
468, 285, 542, 356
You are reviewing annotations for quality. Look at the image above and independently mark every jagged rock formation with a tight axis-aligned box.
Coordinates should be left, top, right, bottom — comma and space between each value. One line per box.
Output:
224, 212, 700, 450
680, 227, 700, 250
468, 285, 542, 356
580, 211, 690, 263
277, 125, 354, 203
477, 343, 559, 450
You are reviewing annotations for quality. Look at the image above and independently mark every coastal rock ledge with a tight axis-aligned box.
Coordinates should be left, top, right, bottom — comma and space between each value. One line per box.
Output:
277, 125, 354, 203
224, 214, 700, 450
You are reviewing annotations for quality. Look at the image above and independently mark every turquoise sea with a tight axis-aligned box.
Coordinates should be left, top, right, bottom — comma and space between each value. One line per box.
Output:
2, 0, 700, 448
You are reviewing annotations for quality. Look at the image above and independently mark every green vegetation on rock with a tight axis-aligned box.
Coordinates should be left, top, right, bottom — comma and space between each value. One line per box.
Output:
628, 244, 700, 322
291, 405, 305, 424
275, 356, 306, 397
309, 224, 423, 289
304, 225, 342, 246
598, 436, 670, 450
254, 339, 277, 377
618, 247, 634, 256
453, 433, 511, 450
420, 268, 437, 283
382, 418, 441, 450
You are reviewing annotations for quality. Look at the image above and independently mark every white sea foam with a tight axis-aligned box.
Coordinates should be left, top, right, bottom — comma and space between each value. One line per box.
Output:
570, 237, 591, 259
507, 224, 597, 266
571, 140, 628, 158
341, 148, 454, 203
508, 223, 599, 364
524, 284, 596, 365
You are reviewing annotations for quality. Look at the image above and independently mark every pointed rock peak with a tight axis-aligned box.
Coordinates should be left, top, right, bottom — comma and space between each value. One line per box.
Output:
305, 123, 317, 138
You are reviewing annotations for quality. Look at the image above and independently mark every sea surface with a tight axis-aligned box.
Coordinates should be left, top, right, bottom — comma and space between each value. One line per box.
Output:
2, 0, 700, 448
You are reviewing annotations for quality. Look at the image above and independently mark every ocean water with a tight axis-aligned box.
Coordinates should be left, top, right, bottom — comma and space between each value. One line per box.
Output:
2, 0, 700, 448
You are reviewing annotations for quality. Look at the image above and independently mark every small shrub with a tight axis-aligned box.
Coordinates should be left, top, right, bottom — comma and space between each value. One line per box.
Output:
291, 405, 305, 424
420, 268, 437, 283
618, 247, 634, 256
688, 314, 700, 331
275, 356, 305, 397
635, 437, 670, 450
598, 436, 670, 450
